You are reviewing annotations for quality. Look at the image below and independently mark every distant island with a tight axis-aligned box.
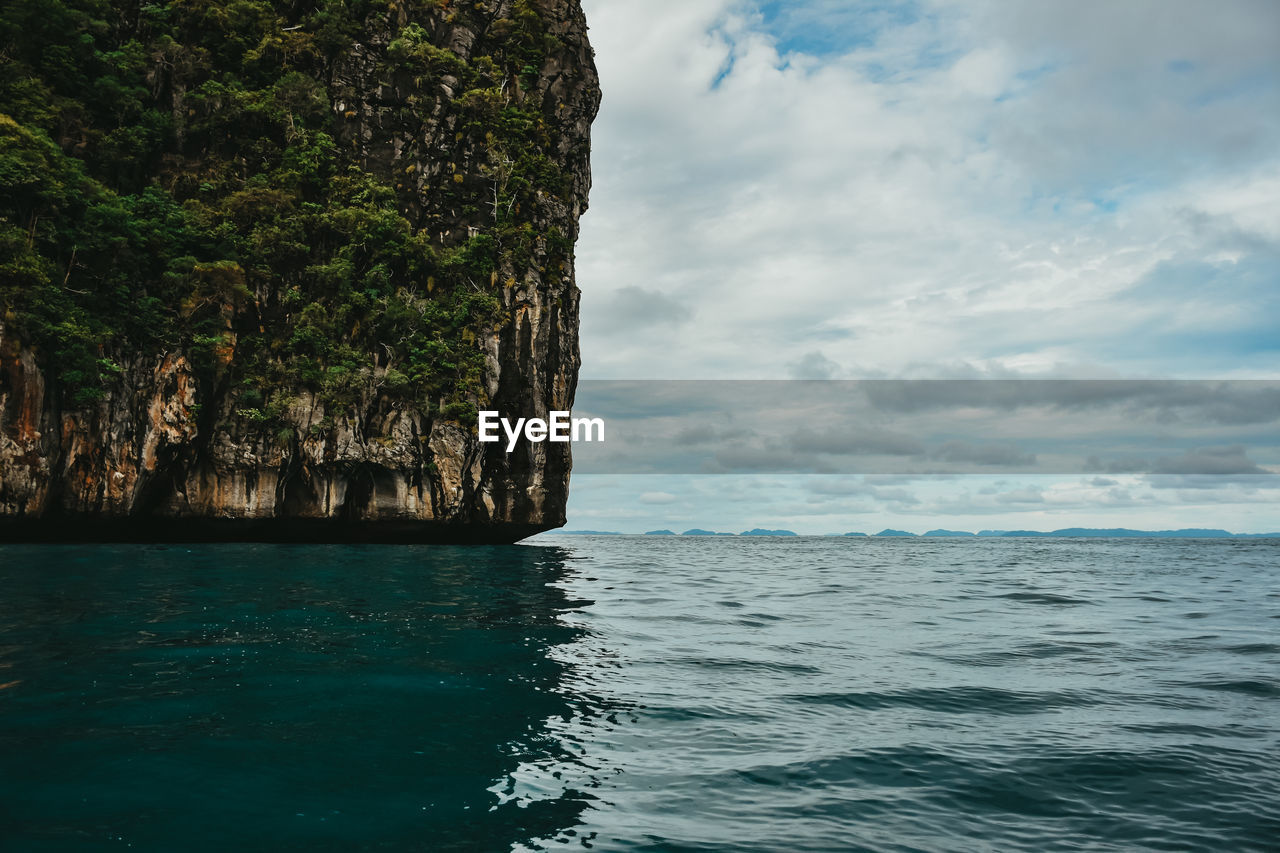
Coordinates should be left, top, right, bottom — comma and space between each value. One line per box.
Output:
985, 528, 1279, 539
553, 528, 1280, 538
861, 528, 1280, 538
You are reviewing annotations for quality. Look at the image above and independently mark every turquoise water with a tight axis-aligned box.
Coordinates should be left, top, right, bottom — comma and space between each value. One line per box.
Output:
1, 538, 1277, 851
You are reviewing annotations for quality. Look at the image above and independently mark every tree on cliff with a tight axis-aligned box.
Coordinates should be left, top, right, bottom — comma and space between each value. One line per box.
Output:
0, 0, 599, 536
0, 0, 582, 421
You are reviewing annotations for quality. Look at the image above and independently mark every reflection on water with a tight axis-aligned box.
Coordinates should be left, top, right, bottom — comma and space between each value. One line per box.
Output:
0, 544, 605, 851
531, 536, 1280, 852
6, 538, 1278, 851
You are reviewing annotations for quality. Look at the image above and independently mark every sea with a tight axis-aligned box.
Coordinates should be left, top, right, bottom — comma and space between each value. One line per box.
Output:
1, 536, 1277, 851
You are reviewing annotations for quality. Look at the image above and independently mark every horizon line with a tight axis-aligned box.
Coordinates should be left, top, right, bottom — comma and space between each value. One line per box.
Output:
547, 526, 1280, 538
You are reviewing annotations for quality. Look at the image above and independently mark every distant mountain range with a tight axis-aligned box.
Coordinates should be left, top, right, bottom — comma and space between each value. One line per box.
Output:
976, 528, 1280, 539
564, 528, 800, 536
879, 527, 1280, 538
557, 527, 1280, 538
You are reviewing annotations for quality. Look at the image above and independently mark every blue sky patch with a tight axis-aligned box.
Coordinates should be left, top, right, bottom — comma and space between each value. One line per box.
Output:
752, 0, 925, 58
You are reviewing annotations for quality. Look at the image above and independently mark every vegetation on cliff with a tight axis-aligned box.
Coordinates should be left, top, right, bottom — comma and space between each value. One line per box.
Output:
0, 0, 579, 424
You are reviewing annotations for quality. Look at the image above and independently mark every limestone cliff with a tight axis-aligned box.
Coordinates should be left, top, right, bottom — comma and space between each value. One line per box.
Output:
0, 0, 599, 542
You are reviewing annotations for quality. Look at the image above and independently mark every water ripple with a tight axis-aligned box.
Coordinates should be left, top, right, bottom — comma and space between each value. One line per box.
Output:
5, 538, 1279, 851
532, 536, 1280, 852
787, 685, 1098, 715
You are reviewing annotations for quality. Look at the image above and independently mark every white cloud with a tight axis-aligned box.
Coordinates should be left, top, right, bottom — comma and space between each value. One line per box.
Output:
565, 1, 1279, 532
576, 0, 1280, 379
563, 474, 1280, 533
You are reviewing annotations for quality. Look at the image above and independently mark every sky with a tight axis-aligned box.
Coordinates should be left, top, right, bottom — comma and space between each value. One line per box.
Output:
557, 0, 1280, 534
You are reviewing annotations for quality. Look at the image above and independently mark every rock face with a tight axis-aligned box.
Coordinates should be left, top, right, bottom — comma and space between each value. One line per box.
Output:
0, 0, 599, 543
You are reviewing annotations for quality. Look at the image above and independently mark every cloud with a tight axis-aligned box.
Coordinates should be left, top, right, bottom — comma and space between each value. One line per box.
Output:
1152, 445, 1268, 476
1086, 455, 1152, 475
709, 445, 828, 473
1141, 445, 1278, 489
572, 380, 1280, 477
562, 1, 1280, 532
995, 487, 1046, 504
638, 491, 679, 505
860, 379, 1280, 423
805, 476, 919, 504
672, 424, 719, 446
1082, 445, 1276, 483
788, 350, 842, 379
592, 286, 692, 334
577, 0, 1280, 379
933, 440, 1036, 467
790, 426, 925, 456
969, 0, 1280, 193
562, 473, 1280, 532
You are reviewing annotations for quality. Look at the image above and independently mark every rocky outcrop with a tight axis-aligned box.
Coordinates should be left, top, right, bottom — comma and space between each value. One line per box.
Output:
0, 0, 599, 543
